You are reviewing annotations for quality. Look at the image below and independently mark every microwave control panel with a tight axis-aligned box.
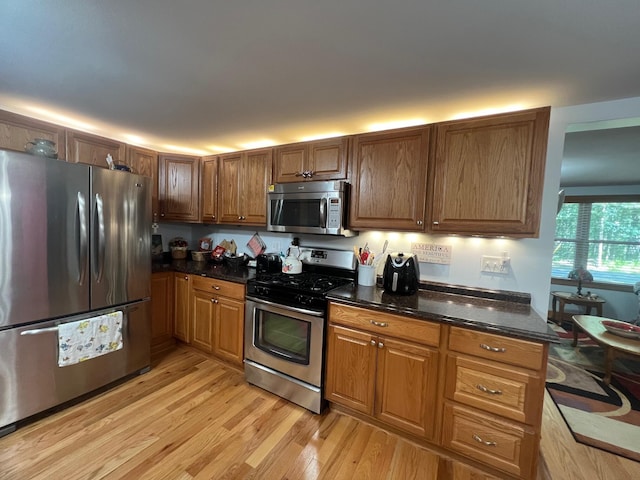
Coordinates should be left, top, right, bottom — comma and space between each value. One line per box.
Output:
327, 198, 342, 228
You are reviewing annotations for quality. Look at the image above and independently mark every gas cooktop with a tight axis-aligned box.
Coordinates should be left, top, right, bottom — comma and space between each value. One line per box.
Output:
251, 272, 352, 294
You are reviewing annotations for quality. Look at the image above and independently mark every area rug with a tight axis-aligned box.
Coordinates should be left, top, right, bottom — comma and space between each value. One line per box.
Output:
545, 322, 640, 462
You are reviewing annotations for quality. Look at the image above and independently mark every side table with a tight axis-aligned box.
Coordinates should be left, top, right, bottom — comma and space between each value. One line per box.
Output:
550, 291, 605, 324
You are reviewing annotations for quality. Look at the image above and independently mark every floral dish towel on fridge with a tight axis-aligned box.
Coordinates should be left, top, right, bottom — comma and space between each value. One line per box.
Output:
58, 311, 124, 367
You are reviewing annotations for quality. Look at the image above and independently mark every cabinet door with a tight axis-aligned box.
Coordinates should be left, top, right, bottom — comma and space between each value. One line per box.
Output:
430, 107, 550, 236
127, 146, 159, 221
150, 272, 175, 355
213, 297, 245, 366
191, 288, 215, 353
375, 337, 439, 439
173, 274, 191, 343
218, 152, 243, 223
273, 143, 308, 183
241, 148, 272, 225
308, 136, 349, 181
66, 130, 126, 167
158, 154, 200, 222
200, 155, 218, 223
350, 126, 430, 231
325, 325, 377, 415
0, 110, 66, 159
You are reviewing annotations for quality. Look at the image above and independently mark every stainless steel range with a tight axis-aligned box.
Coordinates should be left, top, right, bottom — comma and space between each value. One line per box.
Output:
244, 247, 356, 413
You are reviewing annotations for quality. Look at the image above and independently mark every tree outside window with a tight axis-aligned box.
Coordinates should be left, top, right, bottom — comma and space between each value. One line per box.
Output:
552, 197, 640, 285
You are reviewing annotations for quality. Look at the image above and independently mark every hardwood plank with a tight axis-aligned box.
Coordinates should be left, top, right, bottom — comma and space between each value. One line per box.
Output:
1, 346, 638, 480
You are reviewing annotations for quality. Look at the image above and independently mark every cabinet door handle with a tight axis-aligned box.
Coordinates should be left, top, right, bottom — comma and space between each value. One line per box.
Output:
472, 434, 497, 447
479, 343, 506, 353
417, 220, 423, 226
184, 276, 188, 280
432, 221, 439, 225
307, 170, 314, 178
211, 298, 219, 304
370, 339, 377, 346
370, 320, 388, 327
378, 342, 384, 349
476, 384, 503, 395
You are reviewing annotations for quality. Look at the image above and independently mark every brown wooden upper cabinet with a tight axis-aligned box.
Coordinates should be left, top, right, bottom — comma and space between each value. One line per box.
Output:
349, 126, 431, 231
429, 107, 550, 237
158, 154, 200, 223
200, 155, 218, 224
0, 110, 66, 159
66, 129, 126, 167
218, 148, 272, 225
127, 145, 159, 221
273, 137, 349, 183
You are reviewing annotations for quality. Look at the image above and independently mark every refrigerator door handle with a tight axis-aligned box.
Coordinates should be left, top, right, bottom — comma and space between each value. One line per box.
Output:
77, 191, 88, 286
94, 193, 106, 282
20, 326, 59, 336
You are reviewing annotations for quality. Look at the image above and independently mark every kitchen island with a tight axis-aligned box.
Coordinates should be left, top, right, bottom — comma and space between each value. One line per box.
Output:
325, 282, 558, 480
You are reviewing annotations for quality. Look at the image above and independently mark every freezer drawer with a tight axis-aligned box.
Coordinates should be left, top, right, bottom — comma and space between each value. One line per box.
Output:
0, 301, 150, 433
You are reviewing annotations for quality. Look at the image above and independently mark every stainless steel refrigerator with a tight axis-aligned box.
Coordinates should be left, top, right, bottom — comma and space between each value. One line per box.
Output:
0, 150, 152, 436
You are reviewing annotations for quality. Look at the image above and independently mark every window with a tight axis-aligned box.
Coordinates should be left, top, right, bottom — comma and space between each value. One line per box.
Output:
553, 196, 640, 285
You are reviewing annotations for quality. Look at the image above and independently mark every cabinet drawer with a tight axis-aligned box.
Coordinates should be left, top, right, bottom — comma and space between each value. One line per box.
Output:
191, 275, 245, 300
441, 403, 537, 479
448, 327, 545, 370
445, 354, 543, 425
329, 303, 440, 347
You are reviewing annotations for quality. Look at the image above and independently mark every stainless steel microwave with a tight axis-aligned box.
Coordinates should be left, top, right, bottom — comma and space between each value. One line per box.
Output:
267, 180, 356, 236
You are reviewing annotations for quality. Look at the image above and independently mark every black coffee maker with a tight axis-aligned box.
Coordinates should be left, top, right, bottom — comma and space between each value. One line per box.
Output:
383, 252, 420, 295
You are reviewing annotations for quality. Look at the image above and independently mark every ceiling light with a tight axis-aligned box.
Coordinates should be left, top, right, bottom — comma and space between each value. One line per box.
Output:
450, 104, 526, 120
299, 132, 346, 142
161, 145, 209, 155
238, 139, 277, 149
366, 119, 427, 132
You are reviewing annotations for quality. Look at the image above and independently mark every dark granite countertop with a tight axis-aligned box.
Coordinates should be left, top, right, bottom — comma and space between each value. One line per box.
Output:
152, 260, 256, 284
327, 282, 559, 344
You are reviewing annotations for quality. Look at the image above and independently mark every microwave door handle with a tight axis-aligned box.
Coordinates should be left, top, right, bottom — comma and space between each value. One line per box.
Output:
319, 198, 327, 227
274, 199, 283, 224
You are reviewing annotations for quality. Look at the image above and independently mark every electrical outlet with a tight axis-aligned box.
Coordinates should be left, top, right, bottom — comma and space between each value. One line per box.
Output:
272, 242, 281, 253
481, 255, 509, 274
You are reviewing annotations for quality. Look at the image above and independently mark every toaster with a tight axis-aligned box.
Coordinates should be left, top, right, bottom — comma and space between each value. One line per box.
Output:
256, 253, 282, 273
382, 252, 420, 295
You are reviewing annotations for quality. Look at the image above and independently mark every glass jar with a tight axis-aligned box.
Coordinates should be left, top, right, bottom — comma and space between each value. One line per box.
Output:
25, 139, 58, 158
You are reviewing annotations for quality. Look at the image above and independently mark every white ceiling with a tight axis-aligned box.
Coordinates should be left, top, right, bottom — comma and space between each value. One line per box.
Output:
1, 1, 640, 184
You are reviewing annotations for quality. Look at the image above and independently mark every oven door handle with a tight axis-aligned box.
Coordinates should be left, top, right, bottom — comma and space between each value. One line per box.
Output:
246, 296, 325, 317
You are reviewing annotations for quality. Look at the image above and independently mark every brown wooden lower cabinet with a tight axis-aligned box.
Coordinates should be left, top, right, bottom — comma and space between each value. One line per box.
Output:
150, 272, 176, 356
173, 273, 191, 343
325, 304, 440, 441
441, 402, 537, 479
325, 302, 548, 480
181, 274, 245, 366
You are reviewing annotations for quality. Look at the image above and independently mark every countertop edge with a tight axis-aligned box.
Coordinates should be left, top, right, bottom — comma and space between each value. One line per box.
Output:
327, 290, 560, 344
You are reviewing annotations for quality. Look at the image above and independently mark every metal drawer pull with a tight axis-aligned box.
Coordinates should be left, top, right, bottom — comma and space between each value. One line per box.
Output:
472, 434, 497, 447
479, 343, 506, 353
476, 384, 502, 395
212, 285, 220, 290
370, 320, 388, 327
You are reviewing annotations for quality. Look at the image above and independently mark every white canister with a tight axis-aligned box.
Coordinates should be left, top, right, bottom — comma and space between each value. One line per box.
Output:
357, 264, 376, 286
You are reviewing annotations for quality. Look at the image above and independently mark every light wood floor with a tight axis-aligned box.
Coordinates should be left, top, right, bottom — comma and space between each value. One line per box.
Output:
1, 346, 638, 480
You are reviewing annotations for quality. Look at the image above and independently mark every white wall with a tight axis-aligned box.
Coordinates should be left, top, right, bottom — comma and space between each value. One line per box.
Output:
154, 95, 640, 322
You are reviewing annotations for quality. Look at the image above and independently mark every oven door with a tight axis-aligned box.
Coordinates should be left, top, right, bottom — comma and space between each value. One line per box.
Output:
244, 297, 325, 387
